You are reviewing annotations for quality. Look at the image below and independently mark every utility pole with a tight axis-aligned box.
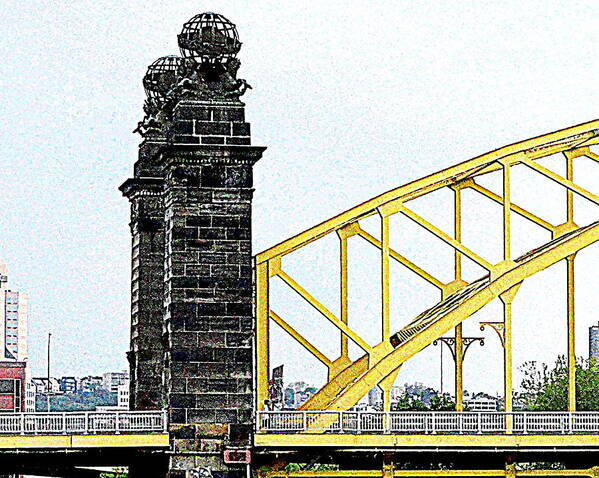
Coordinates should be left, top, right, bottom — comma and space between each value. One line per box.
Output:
47, 332, 51, 412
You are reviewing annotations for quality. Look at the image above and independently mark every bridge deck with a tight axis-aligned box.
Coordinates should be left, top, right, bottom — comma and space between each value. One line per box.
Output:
256, 411, 599, 450
0, 433, 170, 449
0, 411, 169, 450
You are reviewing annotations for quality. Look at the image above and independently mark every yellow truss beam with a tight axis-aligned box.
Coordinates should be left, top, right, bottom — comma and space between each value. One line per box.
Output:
256, 121, 599, 264
269, 310, 332, 368
356, 228, 445, 290
309, 222, 599, 416
276, 269, 373, 354
521, 158, 599, 206
585, 150, 599, 164
469, 181, 555, 232
399, 206, 494, 272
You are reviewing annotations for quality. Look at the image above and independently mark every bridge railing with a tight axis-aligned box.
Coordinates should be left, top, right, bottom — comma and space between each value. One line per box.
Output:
257, 411, 599, 435
0, 411, 167, 435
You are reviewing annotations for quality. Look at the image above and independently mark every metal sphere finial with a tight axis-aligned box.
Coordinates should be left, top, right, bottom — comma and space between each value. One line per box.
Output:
178, 12, 241, 63
143, 55, 182, 99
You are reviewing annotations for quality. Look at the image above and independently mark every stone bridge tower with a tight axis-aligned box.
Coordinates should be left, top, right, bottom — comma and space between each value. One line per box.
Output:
120, 12, 265, 478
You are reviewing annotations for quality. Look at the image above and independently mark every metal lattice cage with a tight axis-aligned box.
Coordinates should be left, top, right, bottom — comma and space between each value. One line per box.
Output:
142, 55, 182, 99
178, 12, 241, 63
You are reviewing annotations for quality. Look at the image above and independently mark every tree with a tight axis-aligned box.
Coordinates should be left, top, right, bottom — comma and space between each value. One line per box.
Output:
392, 392, 456, 411
519, 356, 599, 411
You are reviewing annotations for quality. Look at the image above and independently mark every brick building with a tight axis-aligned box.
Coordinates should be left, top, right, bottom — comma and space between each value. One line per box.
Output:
0, 361, 26, 412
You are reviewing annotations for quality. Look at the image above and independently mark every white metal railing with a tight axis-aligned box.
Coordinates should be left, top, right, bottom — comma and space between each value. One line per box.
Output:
257, 411, 599, 435
0, 410, 167, 435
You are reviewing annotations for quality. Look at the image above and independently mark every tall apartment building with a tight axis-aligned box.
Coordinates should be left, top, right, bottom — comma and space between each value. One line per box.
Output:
590, 322, 599, 360
102, 371, 129, 393
0, 259, 28, 362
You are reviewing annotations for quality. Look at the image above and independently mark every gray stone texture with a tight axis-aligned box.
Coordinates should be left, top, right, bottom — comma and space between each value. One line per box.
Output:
122, 100, 263, 477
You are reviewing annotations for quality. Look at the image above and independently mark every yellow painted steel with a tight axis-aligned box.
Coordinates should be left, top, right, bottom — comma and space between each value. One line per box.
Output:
380, 212, 391, 341
255, 121, 599, 419
454, 187, 464, 411
270, 310, 332, 368
311, 223, 599, 417
256, 261, 270, 410
399, 206, 494, 272
254, 432, 599, 448
500, 284, 520, 433
338, 232, 349, 359
0, 434, 169, 449
266, 469, 599, 478
468, 181, 556, 232
357, 227, 444, 290
276, 269, 372, 354
567, 254, 576, 411
503, 161, 512, 261
256, 121, 599, 265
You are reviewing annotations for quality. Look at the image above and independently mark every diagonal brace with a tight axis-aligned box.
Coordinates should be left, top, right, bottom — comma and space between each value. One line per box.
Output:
469, 182, 555, 232
276, 269, 373, 354
521, 158, 599, 206
356, 229, 445, 290
399, 206, 494, 272
269, 309, 332, 367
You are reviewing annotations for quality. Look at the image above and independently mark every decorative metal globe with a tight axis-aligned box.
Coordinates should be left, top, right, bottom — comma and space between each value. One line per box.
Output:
143, 55, 182, 99
178, 12, 241, 63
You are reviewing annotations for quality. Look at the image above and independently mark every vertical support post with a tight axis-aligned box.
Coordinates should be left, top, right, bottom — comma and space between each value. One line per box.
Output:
381, 214, 390, 341
340, 235, 349, 358
502, 161, 511, 262
453, 186, 464, 411
566, 152, 574, 224
256, 261, 270, 411
382, 455, 394, 478
504, 297, 513, 418
454, 186, 463, 281
505, 457, 516, 478
499, 285, 519, 433
565, 152, 576, 412
567, 254, 576, 411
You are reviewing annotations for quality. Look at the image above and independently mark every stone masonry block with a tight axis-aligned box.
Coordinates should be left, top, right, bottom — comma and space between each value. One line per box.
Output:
195, 121, 231, 136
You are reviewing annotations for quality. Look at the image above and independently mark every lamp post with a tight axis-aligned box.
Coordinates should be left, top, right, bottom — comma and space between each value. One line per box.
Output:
46, 332, 52, 412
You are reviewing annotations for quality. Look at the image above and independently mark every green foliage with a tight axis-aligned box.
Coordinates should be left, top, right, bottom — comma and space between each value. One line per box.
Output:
284, 464, 338, 472
519, 356, 599, 411
36, 389, 117, 412
100, 467, 127, 478
392, 392, 456, 411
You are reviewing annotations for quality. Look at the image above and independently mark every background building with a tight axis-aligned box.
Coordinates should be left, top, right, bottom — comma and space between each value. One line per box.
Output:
31, 377, 60, 394
102, 371, 128, 393
117, 383, 129, 409
79, 376, 103, 392
59, 376, 78, 393
590, 322, 599, 360
0, 259, 28, 362
0, 361, 26, 412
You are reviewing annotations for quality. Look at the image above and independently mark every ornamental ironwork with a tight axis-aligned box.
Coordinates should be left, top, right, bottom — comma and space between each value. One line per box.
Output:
134, 12, 251, 138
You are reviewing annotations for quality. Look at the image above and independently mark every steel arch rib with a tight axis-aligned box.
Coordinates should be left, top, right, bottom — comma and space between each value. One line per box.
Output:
256, 120, 599, 265
307, 221, 599, 422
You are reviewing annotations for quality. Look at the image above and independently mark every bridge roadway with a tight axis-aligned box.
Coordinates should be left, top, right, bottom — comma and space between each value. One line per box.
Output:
254, 411, 599, 462
0, 411, 168, 475
0, 410, 598, 474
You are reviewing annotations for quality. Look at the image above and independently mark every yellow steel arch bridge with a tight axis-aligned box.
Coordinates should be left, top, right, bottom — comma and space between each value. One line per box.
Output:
253, 120, 599, 470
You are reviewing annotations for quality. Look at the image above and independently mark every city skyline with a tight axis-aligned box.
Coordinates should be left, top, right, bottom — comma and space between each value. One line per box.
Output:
1, 1, 598, 395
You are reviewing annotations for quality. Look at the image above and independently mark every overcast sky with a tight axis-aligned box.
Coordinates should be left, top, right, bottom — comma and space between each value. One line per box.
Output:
1, 1, 598, 396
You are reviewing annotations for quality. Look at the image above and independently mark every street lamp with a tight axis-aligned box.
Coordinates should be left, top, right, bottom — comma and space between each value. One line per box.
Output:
46, 332, 52, 412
